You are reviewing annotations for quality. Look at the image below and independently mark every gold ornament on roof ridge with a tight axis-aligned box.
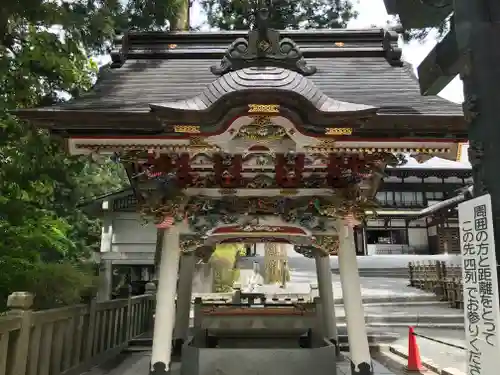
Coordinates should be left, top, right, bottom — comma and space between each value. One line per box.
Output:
174, 125, 200, 134
325, 128, 353, 136
248, 104, 280, 113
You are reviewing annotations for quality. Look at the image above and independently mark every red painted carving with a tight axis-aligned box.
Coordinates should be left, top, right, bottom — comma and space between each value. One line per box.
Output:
211, 225, 307, 235
213, 153, 224, 185
275, 152, 303, 188
295, 153, 305, 185
137, 150, 383, 189
218, 237, 293, 244
213, 153, 243, 188
327, 154, 342, 186
176, 153, 191, 188
275, 154, 286, 186
146, 154, 173, 175
222, 171, 233, 186
231, 154, 243, 187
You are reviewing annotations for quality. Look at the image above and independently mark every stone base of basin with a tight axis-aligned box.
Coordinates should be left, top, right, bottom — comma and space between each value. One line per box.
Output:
180, 337, 337, 375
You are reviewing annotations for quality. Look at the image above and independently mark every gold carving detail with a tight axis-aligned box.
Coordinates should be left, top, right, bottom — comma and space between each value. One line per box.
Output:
250, 115, 272, 126
325, 128, 353, 136
279, 189, 299, 196
315, 236, 340, 256
189, 137, 211, 147
237, 116, 286, 141
248, 104, 280, 113
187, 137, 219, 152
305, 139, 337, 154
174, 125, 201, 133
218, 188, 237, 196
313, 139, 337, 148
180, 237, 204, 253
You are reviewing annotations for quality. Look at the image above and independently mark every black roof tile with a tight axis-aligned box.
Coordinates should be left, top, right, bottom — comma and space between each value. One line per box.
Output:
26, 29, 461, 118
57, 57, 461, 116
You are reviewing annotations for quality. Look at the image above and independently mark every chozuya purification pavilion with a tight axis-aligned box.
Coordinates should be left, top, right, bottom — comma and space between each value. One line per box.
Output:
16, 7, 466, 375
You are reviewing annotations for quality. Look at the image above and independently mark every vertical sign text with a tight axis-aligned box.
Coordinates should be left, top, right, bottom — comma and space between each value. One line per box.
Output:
459, 194, 500, 375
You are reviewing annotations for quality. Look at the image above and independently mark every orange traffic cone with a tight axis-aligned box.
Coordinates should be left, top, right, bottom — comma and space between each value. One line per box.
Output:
406, 326, 426, 373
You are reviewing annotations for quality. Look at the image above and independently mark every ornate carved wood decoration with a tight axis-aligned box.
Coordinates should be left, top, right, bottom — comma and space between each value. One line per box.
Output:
210, 6, 316, 77
295, 235, 340, 258
235, 116, 287, 141
131, 151, 399, 191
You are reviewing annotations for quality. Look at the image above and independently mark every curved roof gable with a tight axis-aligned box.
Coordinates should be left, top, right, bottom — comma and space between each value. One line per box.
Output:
150, 67, 377, 116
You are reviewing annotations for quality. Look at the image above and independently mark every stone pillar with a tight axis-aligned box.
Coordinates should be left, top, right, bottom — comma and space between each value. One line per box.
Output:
150, 226, 181, 375
173, 253, 196, 353
337, 221, 373, 375
315, 254, 338, 352
97, 259, 113, 301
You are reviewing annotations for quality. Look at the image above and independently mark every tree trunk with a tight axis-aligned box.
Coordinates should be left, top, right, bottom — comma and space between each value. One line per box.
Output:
169, 0, 190, 31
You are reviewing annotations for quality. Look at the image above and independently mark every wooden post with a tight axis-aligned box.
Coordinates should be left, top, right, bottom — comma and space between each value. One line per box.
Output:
7, 292, 34, 375
414, 261, 421, 288
435, 261, 443, 298
84, 297, 97, 361
125, 286, 133, 342
408, 262, 414, 286
441, 262, 448, 301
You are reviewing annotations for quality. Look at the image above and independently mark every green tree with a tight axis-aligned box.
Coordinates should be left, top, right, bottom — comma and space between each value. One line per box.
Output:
201, 0, 357, 30
0, 0, 182, 309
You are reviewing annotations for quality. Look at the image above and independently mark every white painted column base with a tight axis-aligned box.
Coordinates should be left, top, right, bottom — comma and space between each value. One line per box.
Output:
315, 254, 338, 352
338, 222, 373, 375
173, 253, 196, 353
150, 227, 181, 375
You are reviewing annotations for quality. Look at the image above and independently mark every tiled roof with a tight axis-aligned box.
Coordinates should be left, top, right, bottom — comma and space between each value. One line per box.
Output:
58, 57, 461, 116
47, 29, 462, 117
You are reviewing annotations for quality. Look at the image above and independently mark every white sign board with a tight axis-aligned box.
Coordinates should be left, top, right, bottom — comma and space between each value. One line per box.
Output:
459, 194, 500, 375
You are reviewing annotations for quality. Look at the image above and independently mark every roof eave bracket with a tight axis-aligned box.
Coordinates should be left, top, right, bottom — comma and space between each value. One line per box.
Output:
383, 29, 403, 67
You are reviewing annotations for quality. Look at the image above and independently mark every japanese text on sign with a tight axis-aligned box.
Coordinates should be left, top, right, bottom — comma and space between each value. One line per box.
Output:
459, 194, 500, 375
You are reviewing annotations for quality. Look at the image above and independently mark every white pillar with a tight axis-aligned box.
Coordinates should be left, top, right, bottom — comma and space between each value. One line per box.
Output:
315, 254, 338, 350
173, 253, 196, 349
150, 226, 181, 375
97, 205, 113, 301
338, 221, 373, 375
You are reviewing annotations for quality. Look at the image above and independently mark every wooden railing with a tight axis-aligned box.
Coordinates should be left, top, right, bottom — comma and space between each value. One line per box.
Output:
0, 291, 155, 375
408, 261, 463, 309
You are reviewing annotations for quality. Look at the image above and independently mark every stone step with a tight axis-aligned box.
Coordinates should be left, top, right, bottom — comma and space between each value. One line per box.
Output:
127, 332, 400, 349
361, 300, 450, 308
331, 268, 410, 278
333, 294, 438, 304
336, 314, 464, 325
363, 322, 464, 329
124, 346, 152, 352
124, 342, 385, 354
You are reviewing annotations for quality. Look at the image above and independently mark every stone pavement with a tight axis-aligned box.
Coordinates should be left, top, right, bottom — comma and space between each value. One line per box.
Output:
383, 327, 466, 373
337, 302, 459, 316
240, 250, 449, 302
248, 257, 437, 302
86, 352, 399, 375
